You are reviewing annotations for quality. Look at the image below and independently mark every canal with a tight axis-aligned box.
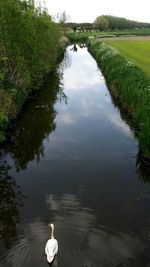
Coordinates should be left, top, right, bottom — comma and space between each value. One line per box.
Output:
0, 45, 150, 267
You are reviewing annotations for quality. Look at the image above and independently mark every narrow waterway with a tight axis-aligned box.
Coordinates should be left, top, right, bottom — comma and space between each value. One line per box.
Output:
0, 45, 150, 267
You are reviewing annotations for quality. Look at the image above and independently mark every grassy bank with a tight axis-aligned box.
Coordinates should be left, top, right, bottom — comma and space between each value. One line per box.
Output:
0, 0, 67, 142
88, 40, 150, 158
103, 40, 150, 75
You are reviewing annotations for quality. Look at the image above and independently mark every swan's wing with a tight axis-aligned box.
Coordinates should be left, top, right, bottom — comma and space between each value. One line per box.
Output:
45, 239, 58, 263
54, 239, 58, 255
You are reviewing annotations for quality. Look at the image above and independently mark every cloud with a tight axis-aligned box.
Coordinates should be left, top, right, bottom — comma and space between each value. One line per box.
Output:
45, 0, 150, 23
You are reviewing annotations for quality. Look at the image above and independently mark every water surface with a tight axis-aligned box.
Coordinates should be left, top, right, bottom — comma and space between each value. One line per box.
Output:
0, 45, 150, 267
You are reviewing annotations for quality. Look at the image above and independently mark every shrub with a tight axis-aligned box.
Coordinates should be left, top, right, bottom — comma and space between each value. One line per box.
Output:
0, 0, 63, 141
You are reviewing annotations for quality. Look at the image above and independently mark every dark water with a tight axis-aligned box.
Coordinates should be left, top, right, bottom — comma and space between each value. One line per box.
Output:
1, 45, 150, 267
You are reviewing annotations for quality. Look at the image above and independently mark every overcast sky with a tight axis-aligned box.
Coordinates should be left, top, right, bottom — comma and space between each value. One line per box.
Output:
43, 0, 150, 23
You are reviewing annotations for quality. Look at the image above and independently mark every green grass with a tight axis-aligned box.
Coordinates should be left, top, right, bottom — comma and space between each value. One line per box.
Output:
88, 40, 150, 158
103, 40, 150, 76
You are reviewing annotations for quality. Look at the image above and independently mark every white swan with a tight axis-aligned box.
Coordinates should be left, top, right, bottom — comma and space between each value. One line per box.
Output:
45, 223, 58, 264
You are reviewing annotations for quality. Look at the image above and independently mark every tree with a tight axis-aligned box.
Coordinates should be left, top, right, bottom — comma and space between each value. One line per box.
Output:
55, 11, 70, 33
94, 16, 109, 31
0, 0, 62, 140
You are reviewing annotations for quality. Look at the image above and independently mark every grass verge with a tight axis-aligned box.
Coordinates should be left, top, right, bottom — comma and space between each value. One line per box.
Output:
103, 40, 150, 76
88, 40, 150, 158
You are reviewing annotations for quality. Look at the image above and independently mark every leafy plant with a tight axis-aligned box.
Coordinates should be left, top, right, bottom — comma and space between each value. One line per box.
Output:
0, 0, 64, 140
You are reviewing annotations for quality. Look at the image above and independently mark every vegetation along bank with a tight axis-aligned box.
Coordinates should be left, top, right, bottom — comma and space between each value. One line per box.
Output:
0, 0, 67, 142
103, 39, 150, 76
87, 39, 150, 159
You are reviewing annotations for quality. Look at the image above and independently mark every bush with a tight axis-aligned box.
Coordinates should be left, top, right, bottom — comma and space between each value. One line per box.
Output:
0, 0, 63, 140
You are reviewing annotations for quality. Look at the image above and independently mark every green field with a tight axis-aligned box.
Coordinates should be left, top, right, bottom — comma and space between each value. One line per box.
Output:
103, 40, 150, 76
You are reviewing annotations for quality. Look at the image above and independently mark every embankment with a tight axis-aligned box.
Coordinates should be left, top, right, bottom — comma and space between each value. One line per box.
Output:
88, 39, 150, 159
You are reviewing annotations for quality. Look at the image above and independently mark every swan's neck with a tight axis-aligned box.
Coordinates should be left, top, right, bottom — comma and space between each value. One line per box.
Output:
51, 225, 54, 239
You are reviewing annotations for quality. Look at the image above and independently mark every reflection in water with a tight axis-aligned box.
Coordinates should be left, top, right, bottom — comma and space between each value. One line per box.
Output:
6, 69, 67, 171
108, 89, 150, 183
1, 220, 49, 267
1, 45, 150, 267
70, 44, 78, 52
70, 44, 87, 52
136, 149, 150, 183
46, 194, 150, 267
79, 44, 87, 49
0, 151, 24, 249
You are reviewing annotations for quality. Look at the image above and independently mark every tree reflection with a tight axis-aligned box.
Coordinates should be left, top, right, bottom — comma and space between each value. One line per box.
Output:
7, 69, 67, 171
70, 44, 87, 52
0, 151, 24, 249
70, 44, 78, 52
79, 44, 87, 48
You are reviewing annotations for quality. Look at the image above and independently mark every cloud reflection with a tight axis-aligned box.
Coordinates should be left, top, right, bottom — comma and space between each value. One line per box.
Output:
57, 88, 133, 138
63, 46, 104, 91
58, 45, 133, 139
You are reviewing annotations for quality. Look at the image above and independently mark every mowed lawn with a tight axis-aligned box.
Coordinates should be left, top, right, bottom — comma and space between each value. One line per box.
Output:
103, 40, 150, 76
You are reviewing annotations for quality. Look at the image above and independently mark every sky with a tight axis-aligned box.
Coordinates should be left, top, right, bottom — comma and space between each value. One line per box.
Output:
43, 0, 150, 23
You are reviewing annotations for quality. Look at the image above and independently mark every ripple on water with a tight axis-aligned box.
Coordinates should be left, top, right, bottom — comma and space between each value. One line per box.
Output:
44, 193, 147, 267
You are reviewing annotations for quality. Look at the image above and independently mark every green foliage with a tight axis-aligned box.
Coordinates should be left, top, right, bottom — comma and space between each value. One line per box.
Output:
0, 111, 8, 142
67, 28, 150, 43
103, 40, 150, 75
0, 0, 63, 140
88, 40, 150, 157
67, 16, 150, 32
94, 16, 109, 31
0, 89, 16, 118
102, 15, 150, 30
0, 112, 8, 129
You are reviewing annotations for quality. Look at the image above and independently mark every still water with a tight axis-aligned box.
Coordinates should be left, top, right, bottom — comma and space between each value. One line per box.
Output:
1, 45, 150, 267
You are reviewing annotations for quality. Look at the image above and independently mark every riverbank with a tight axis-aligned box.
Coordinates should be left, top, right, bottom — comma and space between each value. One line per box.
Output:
102, 39, 150, 76
87, 39, 150, 158
0, 0, 68, 143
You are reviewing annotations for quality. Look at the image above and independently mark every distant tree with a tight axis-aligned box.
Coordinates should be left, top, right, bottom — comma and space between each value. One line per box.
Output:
55, 11, 70, 33
94, 16, 109, 31
101, 15, 150, 30
59, 11, 69, 24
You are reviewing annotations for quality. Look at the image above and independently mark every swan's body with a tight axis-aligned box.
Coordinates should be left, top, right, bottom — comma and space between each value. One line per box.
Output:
45, 224, 58, 263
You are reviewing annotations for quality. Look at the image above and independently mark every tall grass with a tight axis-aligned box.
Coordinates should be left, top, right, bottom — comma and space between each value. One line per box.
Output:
88, 40, 150, 158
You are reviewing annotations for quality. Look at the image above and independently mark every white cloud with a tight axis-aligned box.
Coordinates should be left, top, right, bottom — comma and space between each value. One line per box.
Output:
44, 0, 150, 23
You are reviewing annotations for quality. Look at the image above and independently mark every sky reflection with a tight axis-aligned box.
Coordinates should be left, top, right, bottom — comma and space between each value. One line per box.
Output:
1, 45, 150, 267
44, 45, 135, 162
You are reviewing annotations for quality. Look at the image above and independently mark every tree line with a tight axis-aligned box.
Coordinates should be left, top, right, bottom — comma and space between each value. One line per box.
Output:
0, 0, 63, 141
67, 15, 150, 32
